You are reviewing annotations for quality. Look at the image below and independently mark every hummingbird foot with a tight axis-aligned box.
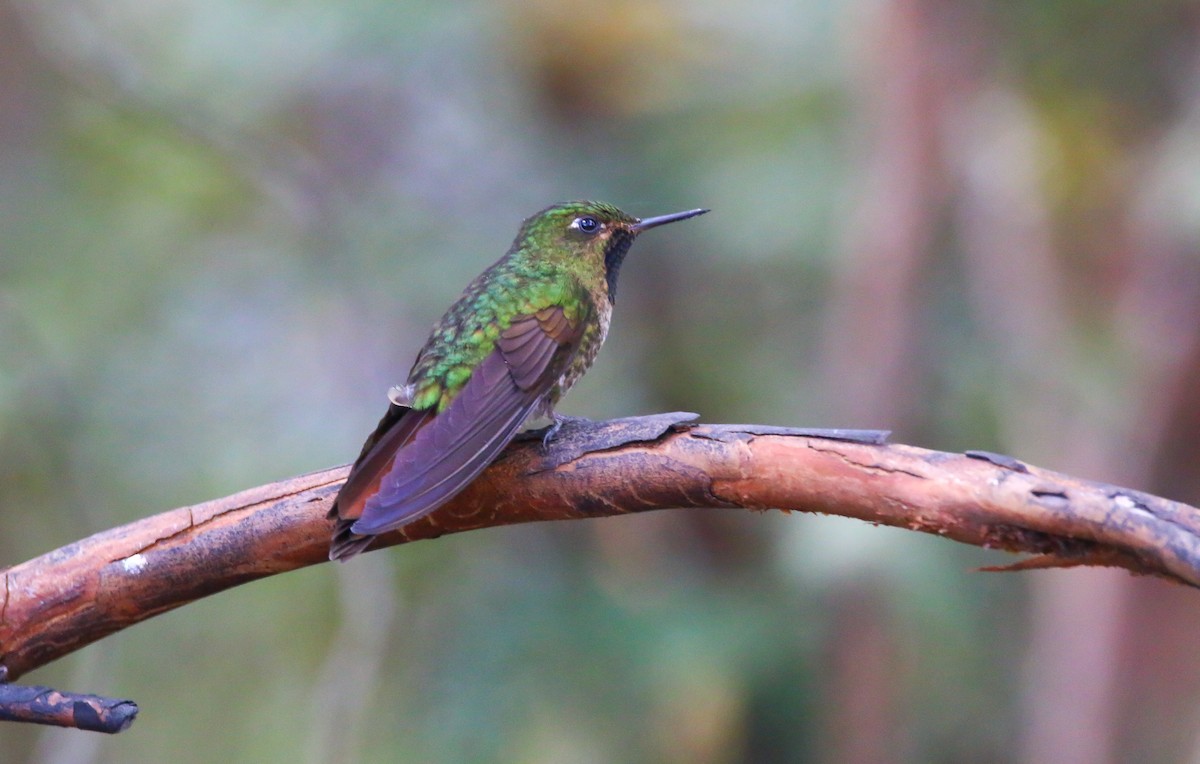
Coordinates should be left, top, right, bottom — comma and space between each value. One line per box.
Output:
541, 414, 592, 449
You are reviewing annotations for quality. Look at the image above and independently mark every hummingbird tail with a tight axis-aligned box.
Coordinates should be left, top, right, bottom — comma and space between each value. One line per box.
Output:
329, 519, 375, 561
328, 402, 435, 561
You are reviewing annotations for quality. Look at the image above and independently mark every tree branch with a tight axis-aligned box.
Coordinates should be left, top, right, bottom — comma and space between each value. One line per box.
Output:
0, 683, 137, 733
3, 413, 1199, 719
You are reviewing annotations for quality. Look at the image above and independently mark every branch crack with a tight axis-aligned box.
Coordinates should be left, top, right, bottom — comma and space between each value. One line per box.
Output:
809, 443, 929, 480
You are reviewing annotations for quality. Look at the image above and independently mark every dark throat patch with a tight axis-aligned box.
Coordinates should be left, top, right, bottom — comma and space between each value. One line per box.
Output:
603, 231, 635, 303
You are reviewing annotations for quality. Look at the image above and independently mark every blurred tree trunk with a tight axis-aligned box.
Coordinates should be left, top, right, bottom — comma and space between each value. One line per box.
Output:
834, 0, 1200, 761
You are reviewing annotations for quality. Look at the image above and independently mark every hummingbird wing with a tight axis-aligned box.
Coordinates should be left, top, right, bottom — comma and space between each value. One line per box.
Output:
329, 304, 589, 560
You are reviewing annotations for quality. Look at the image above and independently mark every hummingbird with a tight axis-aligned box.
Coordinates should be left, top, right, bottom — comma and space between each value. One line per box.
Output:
329, 201, 708, 560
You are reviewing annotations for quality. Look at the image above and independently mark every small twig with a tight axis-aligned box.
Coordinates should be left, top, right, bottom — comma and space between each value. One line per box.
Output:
0, 682, 137, 733
2, 413, 1198, 733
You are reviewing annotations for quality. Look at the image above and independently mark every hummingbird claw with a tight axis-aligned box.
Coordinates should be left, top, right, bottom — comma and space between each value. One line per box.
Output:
542, 416, 564, 449
541, 414, 591, 450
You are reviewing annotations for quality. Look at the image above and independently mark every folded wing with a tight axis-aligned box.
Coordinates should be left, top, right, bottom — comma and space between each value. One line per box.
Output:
329, 305, 587, 560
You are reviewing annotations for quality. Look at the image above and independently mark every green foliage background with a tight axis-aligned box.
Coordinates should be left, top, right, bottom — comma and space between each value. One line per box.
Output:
4, 1, 1200, 761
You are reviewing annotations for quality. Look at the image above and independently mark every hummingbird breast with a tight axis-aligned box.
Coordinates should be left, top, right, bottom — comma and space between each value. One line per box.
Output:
537, 295, 611, 418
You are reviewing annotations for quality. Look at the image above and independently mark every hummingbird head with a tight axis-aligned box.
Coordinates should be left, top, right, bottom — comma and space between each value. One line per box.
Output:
517, 201, 708, 302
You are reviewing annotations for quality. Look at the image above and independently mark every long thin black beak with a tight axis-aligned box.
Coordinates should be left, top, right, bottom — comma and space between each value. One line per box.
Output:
632, 208, 709, 233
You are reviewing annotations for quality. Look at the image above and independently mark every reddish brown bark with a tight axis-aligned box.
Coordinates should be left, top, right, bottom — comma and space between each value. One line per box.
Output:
2, 415, 1198, 723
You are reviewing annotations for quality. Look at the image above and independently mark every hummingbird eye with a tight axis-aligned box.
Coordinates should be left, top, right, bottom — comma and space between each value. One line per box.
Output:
572, 216, 601, 234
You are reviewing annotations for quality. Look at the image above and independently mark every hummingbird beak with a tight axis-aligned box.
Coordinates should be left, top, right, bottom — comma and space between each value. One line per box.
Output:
631, 208, 709, 233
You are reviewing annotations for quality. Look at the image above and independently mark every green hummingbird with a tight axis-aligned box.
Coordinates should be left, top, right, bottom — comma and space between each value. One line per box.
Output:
330, 201, 708, 560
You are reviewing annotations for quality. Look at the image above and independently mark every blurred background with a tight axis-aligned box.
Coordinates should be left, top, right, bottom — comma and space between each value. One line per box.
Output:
4, 0, 1200, 761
